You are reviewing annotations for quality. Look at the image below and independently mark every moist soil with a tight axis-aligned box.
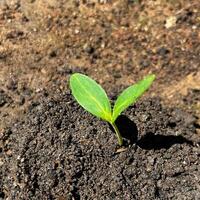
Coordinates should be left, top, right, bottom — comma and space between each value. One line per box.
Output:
1, 92, 200, 199
0, 0, 200, 199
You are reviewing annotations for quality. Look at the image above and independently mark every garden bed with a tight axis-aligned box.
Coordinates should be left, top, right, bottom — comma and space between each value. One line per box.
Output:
0, 0, 200, 199
1, 92, 200, 199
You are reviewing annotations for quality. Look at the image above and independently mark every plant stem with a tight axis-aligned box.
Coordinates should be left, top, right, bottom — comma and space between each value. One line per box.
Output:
111, 122, 123, 146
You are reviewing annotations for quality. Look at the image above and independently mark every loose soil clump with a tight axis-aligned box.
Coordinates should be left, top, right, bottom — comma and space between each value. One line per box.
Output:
1, 92, 199, 199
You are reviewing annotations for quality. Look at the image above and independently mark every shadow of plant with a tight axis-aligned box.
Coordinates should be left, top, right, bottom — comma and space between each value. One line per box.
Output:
137, 132, 193, 150
112, 115, 193, 149
115, 115, 138, 144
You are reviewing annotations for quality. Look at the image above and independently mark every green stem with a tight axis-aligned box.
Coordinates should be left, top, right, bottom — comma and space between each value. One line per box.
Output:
110, 122, 123, 146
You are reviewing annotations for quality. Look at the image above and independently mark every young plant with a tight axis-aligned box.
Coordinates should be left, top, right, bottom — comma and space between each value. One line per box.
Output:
70, 73, 155, 146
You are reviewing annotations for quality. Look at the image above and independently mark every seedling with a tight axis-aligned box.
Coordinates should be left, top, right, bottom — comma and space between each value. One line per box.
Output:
70, 73, 155, 146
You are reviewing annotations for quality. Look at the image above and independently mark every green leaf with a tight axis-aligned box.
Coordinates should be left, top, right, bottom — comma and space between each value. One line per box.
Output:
112, 74, 155, 122
70, 73, 112, 121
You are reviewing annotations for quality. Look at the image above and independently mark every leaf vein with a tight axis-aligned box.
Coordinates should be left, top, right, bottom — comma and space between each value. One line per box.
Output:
74, 76, 109, 119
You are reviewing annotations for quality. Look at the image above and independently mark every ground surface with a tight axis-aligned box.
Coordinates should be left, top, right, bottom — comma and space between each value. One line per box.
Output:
0, 0, 200, 199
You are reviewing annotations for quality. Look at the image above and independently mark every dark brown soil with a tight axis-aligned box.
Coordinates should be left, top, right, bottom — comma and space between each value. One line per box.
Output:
1, 92, 200, 199
0, 0, 200, 199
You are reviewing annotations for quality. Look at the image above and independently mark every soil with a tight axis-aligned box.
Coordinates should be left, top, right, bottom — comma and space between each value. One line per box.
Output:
1, 93, 200, 199
0, 0, 200, 199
